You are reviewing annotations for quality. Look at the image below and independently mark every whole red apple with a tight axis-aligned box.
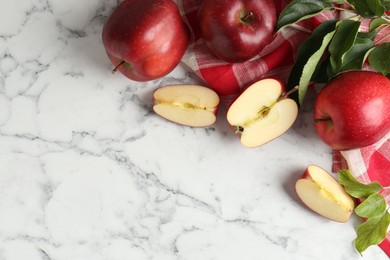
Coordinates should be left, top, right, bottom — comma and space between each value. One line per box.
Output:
197, 0, 277, 63
314, 70, 390, 151
102, 0, 189, 81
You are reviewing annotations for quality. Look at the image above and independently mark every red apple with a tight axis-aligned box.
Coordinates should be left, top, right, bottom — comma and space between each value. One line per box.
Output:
314, 70, 390, 151
226, 78, 298, 147
102, 0, 189, 81
197, 0, 277, 63
295, 165, 355, 223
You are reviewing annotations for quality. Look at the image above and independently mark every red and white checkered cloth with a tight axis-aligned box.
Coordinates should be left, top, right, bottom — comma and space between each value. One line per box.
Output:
175, 0, 390, 255
333, 132, 390, 255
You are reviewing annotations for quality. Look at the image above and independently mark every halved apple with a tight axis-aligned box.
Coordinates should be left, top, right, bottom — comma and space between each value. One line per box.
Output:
295, 165, 355, 223
226, 78, 298, 148
153, 84, 220, 127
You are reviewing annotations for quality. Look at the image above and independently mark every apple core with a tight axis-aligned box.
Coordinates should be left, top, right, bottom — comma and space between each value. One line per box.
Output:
235, 105, 272, 133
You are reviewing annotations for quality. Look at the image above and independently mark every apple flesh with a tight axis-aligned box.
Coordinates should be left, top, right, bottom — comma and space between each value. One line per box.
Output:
198, 0, 277, 63
226, 78, 298, 148
102, 0, 189, 81
295, 165, 355, 223
314, 70, 390, 151
153, 85, 220, 127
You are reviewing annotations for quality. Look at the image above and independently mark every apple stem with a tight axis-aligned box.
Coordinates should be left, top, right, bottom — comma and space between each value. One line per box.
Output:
240, 11, 254, 25
314, 117, 332, 123
284, 86, 299, 98
112, 60, 125, 74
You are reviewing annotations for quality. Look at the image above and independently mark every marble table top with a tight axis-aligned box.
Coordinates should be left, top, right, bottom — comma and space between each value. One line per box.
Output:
0, 0, 388, 259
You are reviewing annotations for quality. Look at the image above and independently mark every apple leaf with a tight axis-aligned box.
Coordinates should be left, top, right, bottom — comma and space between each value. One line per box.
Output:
328, 20, 361, 72
337, 169, 390, 254
328, 31, 376, 78
368, 42, 390, 76
369, 17, 389, 31
338, 170, 383, 199
330, 0, 346, 4
382, 0, 390, 10
354, 211, 390, 254
298, 30, 336, 104
287, 20, 337, 103
276, 0, 334, 31
311, 55, 332, 83
355, 193, 387, 218
347, 0, 386, 18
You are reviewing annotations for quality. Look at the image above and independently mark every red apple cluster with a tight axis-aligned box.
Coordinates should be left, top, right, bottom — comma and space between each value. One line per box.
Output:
101, 1, 390, 153
100, 0, 295, 148
101, 2, 390, 229
101, 0, 278, 82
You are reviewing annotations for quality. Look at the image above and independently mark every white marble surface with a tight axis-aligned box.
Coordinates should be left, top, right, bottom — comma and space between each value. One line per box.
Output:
0, 0, 388, 259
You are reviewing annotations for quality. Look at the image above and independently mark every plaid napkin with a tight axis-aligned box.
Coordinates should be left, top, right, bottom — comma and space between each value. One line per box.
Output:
175, 0, 390, 255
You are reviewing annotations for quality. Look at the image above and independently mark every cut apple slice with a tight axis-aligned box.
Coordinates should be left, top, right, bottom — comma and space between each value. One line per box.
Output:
226, 78, 298, 148
295, 165, 355, 223
153, 84, 220, 127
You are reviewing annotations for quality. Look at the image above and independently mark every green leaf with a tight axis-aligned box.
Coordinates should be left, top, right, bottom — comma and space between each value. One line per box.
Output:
338, 170, 383, 198
311, 55, 332, 83
276, 0, 334, 30
355, 193, 387, 218
347, 0, 386, 18
298, 31, 335, 104
357, 30, 380, 39
328, 20, 361, 72
328, 31, 376, 78
368, 43, 390, 76
369, 17, 389, 31
382, 0, 390, 10
354, 211, 390, 254
286, 20, 337, 103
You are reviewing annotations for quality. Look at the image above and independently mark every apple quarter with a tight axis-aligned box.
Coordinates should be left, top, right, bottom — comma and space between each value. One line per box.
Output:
153, 84, 220, 127
295, 165, 355, 223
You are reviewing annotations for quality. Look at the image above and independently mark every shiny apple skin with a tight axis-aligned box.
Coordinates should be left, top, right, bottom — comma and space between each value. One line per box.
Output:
314, 70, 390, 151
198, 0, 277, 63
102, 0, 189, 81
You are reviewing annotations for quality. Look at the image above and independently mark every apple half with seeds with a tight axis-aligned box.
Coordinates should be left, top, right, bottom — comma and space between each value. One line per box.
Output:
153, 84, 220, 127
295, 165, 355, 223
226, 78, 298, 148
